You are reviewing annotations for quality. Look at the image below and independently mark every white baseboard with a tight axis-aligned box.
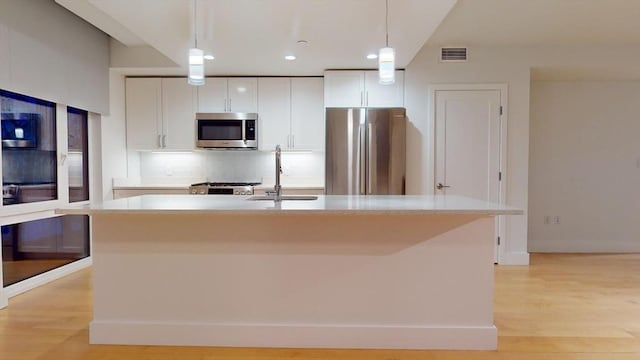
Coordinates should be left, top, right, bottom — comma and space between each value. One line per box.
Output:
501, 251, 530, 265
0, 290, 7, 309
5, 257, 92, 298
90, 321, 497, 350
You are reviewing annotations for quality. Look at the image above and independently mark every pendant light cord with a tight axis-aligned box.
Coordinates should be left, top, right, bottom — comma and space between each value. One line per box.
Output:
385, 0, 389, 47
193, 0, 198, 48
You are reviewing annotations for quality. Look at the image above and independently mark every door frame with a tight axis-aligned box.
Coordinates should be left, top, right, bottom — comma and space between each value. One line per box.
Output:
429, 83, 508, 263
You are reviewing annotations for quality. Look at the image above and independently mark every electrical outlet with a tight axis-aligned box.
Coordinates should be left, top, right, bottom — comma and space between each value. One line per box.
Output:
552, 216, 560, 224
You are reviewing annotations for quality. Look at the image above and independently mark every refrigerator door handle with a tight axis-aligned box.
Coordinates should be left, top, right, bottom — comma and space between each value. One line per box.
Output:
358, 122, 366, 195
367, 123, 376, 194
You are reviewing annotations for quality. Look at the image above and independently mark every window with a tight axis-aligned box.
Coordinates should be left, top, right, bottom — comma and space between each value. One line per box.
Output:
67, 107, 89, 202
1, 215, 90, 287
1, 89, 57, 205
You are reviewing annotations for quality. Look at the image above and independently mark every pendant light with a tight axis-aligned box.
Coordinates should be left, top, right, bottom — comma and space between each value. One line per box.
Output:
188, 0, 204, 86
378, 0, 395, 85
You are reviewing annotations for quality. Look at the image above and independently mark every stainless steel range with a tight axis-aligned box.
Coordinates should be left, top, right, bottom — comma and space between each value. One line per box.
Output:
189, 182, 261, 195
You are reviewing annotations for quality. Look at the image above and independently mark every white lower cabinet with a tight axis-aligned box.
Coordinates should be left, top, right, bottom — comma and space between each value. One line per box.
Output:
113, 188, 190, 199
258, 77, 324, 151
253, 188, 324, 196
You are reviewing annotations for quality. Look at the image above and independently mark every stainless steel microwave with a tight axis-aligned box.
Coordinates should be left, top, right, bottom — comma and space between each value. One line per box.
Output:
195, 113, 257, 149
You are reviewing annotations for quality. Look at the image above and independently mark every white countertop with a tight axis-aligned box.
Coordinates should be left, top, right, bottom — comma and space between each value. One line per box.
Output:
56, 195, 522, 216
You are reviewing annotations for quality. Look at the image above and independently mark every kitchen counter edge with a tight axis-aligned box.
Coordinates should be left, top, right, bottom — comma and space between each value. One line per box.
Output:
55, 195, 523, 216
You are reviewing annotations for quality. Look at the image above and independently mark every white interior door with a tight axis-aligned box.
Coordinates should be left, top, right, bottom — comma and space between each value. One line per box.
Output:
434, 89, 502, 259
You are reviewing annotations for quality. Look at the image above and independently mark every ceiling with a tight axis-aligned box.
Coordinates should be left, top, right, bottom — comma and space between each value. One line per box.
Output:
55, 0, 458, 76
55, 0, 640, 78
428, 0, 640, 47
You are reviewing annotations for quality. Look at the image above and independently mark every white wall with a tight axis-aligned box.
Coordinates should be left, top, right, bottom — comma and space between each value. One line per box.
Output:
0, 0, 109, 114
405, 41, 640, 263
405, 45, 531, 265
529, 80, 640, 252
100, 71, 128, 200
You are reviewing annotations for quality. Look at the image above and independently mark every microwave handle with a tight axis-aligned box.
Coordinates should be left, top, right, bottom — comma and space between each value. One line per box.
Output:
242, 119, 246, 143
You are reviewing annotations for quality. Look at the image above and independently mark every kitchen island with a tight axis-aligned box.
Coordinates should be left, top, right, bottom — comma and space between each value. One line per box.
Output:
57, 195, 521, 350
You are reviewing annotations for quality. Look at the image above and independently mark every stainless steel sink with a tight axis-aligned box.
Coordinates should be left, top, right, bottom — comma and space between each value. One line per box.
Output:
247, 195, 318, 201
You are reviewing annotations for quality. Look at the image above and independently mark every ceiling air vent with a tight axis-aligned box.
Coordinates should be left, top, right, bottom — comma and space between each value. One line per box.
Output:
440, 47, 468, 62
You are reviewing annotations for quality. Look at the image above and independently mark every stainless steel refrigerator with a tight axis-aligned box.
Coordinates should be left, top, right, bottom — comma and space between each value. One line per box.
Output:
325, 108, 406, 195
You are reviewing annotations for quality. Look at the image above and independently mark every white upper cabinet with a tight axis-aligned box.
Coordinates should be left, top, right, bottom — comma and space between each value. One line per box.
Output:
259, 77, 324, 151
323, 71, 364, 108
126, 77, 196, 150
364, 71, 404, 108
196, 78, 227, 112
126, 78, 162, 150
258, 78, 291, 151
324, 70, 404, 108
227, 78, 258, 113
197, 77, 257, 113
161, 78, 197, 149
291, 77, 324, 151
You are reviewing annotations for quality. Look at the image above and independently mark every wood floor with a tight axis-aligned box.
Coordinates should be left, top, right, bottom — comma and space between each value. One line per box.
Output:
0, 253, 639, 359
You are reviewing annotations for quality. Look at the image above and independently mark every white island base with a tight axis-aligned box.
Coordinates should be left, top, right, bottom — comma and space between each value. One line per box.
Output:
62, 195, 521, 350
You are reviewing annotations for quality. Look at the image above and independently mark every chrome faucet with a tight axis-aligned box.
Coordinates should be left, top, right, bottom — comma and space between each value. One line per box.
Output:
266, 145, 283, 201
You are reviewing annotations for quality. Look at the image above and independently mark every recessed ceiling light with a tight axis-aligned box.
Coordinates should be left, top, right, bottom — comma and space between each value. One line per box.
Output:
285, 55, 296, 61
367, 53, 378, 59
204, 54, 214, 60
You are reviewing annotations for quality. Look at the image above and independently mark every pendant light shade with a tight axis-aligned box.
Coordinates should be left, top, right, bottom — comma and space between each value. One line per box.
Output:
188, 0, 205, 86
188, 48, 204, 86
378, 0, 395, 85
378, 47, 395, 85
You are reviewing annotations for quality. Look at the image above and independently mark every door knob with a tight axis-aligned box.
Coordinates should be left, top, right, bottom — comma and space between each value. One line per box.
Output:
436, 182, 451, 190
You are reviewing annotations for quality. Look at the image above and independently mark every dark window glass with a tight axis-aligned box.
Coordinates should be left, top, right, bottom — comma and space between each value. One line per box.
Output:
1, 215, 90, 287
1, 89, 57, 205
67, 107, 89, 202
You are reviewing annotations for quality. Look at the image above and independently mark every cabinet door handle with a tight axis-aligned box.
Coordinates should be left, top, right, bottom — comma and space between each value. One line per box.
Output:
158, 134, 162, 148
228, 98, 232, 112
162, 135, 167, 148
224, 98, 227, 112
360, 91, 364, 107
291, 134, 295, 149
365, 92, 369, 107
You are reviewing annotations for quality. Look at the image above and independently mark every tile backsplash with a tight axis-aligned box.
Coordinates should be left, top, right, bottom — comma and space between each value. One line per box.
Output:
136, 151, 324, 184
